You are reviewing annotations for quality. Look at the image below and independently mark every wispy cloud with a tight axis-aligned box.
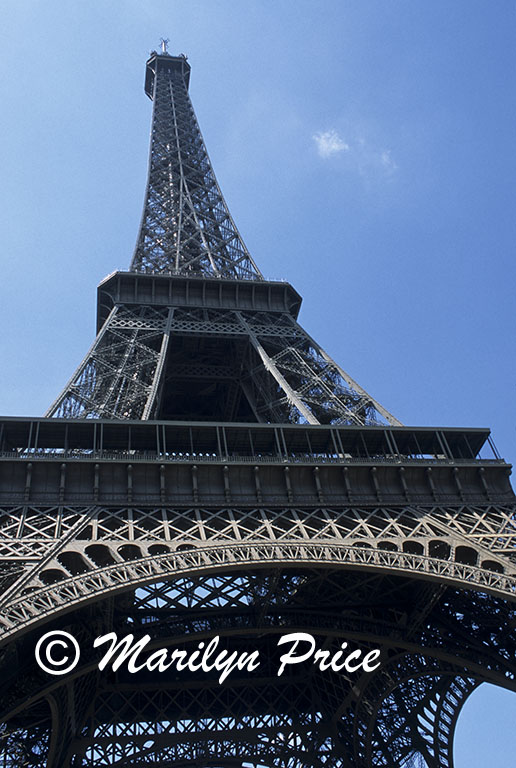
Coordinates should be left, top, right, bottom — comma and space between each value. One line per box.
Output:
313, 130, 349, 158
313, 127, 398, 180
380, 149, 397, 172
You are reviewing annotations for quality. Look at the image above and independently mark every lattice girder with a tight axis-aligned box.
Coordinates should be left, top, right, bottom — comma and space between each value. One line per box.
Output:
1, 44, 515, 767
47, 284, 401, 425
1, 493, 515, 626
131, 53, 262, 281
46, 306, 171, 419
0, 568, 515, 767
352, 651, 478, 767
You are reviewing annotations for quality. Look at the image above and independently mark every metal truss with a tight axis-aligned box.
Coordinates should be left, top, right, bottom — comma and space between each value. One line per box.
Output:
0, 566, 515, 767
46, 47, 400, 426
130, 52, 262, 280
1, 47, 515, 767
353, 652, 478, 767
0, 429, 512, 768
46, 304, 400, 425
1, 494, 516, 636
46, 306, 172, 419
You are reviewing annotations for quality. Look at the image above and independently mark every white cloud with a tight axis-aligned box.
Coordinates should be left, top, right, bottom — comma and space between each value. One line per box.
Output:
380, 149, 397, 172
313, 130, 349, 159
314, 127, 398, 181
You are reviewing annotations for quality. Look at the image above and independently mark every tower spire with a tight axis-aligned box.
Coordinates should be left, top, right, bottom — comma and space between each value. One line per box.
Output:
131, 48, 263, 280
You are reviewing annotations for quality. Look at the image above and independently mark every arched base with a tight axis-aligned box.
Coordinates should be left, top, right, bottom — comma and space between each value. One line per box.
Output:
0, 566, 515, 767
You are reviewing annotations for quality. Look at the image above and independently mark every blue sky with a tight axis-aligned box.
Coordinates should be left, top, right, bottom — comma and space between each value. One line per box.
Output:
0, 1, 515, 763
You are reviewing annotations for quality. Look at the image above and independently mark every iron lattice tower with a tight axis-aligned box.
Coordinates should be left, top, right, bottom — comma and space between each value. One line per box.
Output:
0, 47, 515, 768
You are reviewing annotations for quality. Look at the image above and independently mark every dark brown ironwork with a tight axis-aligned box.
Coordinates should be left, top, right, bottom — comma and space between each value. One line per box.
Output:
0, 47, 514, 768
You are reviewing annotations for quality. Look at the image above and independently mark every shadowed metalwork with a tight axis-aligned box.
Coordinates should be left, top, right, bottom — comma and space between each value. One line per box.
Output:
0, 47, 514, 768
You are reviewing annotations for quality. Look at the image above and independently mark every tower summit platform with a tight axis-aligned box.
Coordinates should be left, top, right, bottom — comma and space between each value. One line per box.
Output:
145, 49, 191, 98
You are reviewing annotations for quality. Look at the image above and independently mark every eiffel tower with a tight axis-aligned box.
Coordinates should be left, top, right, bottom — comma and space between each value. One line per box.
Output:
0, 43, 515, 768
